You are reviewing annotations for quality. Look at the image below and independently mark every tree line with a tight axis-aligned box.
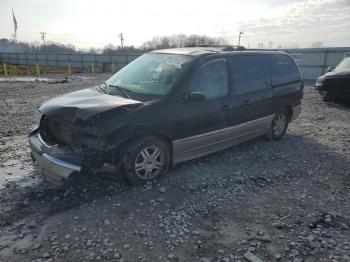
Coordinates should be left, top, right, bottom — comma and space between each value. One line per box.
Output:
0, 34, 228, 54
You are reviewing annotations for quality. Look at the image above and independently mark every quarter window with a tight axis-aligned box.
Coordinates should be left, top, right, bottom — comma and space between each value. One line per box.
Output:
269, 54, 301, 86
189, 59, 229, 99
229, 55, 270, 95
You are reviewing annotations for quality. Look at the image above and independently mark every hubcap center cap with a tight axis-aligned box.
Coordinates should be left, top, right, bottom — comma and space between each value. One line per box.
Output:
145, 157, 156, 169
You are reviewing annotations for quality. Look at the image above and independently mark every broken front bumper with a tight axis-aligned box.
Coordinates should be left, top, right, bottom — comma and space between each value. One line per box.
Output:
29, 129, 81, 185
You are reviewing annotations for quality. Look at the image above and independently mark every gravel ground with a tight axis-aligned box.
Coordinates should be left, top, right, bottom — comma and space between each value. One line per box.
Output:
0, 75, 349, 262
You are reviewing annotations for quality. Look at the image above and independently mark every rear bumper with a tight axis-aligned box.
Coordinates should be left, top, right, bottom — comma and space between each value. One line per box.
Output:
290, 105, 302, 122
29, 129, 81, 185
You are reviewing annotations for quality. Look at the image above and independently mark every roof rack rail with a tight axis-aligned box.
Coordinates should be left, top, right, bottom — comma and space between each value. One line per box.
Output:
185, 44, 246, 51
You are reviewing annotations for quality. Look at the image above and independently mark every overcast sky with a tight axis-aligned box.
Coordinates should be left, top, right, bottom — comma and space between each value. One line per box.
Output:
0, 0, 349, 49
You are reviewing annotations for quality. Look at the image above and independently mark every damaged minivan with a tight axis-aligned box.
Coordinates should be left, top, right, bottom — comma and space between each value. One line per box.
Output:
29, 47, 303, 185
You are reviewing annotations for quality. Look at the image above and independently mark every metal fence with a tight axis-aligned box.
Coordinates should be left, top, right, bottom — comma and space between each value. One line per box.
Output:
282, 47, 350, 81
1, 47, 350, 80
0, 52, 143, 73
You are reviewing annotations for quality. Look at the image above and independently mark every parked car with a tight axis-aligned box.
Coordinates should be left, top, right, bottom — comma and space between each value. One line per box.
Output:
29, 47, 303, 185
315, 57, 350, 102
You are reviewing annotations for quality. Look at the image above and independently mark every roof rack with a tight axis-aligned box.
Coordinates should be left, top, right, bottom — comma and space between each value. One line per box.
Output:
185, 44, 246, 51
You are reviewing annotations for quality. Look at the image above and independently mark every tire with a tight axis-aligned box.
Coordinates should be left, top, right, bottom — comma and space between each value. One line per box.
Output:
266, 109, 289, 140
122, 136, 171, 185
322, 93, 331, 102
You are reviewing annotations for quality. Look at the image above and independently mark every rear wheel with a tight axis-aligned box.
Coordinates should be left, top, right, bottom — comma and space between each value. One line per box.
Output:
122, 137, 171, 184
266, 109, 289, 140
322, 93, 332, 102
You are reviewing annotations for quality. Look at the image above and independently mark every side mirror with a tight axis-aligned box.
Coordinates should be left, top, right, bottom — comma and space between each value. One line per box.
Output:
185, 91, 205, 103
327, 66, 334, 72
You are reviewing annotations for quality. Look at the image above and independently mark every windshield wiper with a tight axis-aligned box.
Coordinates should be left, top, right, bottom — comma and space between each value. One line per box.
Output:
104, 82, 132, 100
134, 81, 161, 84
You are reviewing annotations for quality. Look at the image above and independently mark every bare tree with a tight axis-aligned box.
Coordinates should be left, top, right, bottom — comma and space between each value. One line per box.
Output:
311, 42, 323, 48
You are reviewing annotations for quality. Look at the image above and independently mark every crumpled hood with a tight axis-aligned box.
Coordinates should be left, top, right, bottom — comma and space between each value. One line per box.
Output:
39, 88, 142, 121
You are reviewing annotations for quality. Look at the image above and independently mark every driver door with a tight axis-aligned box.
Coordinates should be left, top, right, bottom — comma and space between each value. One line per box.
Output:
172, 57, 233, 163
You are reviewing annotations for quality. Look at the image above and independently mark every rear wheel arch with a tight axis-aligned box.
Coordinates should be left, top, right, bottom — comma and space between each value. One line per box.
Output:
285, 105, 293, 122
266, 108, 289, 140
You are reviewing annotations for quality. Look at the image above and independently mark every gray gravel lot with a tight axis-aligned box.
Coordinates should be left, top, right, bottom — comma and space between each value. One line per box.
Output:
0, 75, 349, 262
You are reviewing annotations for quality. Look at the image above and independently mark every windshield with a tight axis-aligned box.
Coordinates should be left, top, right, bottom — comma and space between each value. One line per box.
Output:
335, 57, 350, 72
105, 53, 193, 98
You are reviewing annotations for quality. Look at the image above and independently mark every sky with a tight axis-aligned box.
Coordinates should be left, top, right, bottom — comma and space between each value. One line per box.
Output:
0, 0, 349, 49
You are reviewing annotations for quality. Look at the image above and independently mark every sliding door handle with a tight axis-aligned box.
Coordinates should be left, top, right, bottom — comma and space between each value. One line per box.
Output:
222, 104, 233, 111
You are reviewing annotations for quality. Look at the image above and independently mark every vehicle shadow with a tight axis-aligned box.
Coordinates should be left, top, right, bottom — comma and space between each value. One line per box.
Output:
325, 101, 350, 111
0, 133, 349, 228
170, 133, 350, 185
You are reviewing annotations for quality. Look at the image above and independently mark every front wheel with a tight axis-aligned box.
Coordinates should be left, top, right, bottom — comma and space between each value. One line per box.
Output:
122, 137, 171, 184
266, 110, 289, 140
322, 93, 332, 102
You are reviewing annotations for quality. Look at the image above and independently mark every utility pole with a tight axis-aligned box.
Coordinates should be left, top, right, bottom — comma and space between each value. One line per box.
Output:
40, 32, 46, 51
118, 33, 124, 52
179, 33, 184, 47
40, 32, 47, 65
11, 34, 16, 43
238, 32, 244, 46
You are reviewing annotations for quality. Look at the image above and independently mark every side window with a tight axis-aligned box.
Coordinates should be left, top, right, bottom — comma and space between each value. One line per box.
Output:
229, 55, 270, 95
270, 54, 301, 86
189, 59, 229, 100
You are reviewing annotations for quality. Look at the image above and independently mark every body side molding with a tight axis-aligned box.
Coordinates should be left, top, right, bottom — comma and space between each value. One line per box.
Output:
172, 114, 274, 164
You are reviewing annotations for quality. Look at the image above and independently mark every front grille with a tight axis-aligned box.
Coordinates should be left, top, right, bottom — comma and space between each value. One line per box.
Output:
40, 114, 73, 145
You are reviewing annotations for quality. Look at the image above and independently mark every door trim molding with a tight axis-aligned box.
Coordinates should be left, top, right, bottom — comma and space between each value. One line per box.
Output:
172, 114, 274, 164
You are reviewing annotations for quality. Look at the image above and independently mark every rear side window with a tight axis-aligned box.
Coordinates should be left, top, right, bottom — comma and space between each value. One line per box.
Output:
269, 54, 301, 86
229, 55, 270, 95
189, 59, 229, 99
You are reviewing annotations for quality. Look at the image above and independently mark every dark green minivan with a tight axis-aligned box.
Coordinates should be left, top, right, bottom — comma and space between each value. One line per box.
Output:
29, 47, 303, 185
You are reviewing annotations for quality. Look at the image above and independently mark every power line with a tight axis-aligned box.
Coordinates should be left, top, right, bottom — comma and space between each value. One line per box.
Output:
118, 33, 124, 52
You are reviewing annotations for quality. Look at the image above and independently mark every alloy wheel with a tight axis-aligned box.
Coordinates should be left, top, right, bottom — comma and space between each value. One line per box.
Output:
273, 114, 287, 136
134, 146, 164, 180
